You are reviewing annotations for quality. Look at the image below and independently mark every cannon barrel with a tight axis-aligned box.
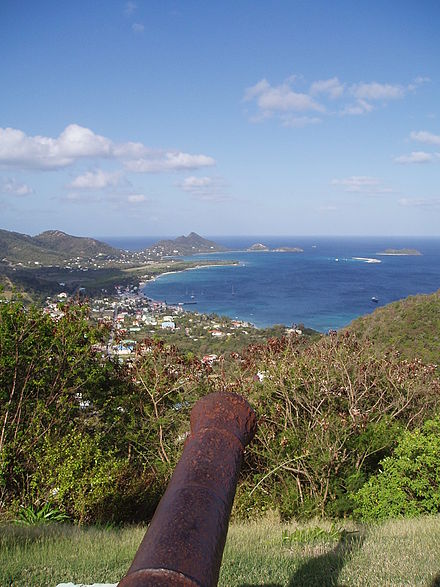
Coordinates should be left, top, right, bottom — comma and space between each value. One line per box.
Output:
118, 391, 257, 587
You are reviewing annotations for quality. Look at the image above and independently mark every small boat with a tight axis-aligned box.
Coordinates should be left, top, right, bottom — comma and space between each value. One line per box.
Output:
371, 297, 379, 303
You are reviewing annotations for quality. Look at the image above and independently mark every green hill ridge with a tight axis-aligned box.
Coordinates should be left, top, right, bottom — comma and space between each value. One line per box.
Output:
347, 289, 440, 365
0, 228, 120, 264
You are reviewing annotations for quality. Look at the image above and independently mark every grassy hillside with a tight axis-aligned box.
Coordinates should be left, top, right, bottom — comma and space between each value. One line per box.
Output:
347, 290, 440, 366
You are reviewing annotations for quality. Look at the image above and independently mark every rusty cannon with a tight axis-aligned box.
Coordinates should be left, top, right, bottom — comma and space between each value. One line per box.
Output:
118, 391, 257, 587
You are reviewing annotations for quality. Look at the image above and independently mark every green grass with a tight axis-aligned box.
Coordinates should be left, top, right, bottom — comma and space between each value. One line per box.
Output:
2, 514, 440, 586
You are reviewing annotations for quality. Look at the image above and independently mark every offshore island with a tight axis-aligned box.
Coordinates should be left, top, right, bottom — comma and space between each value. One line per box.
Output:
377, 248, 422, 256
247, 242, 304, 253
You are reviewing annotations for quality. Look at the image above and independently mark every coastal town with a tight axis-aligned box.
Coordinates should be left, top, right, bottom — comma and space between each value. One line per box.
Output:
42, 283, 304, 363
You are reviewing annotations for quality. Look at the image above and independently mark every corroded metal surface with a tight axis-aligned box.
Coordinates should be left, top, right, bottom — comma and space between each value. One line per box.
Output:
118, 392, 257, 587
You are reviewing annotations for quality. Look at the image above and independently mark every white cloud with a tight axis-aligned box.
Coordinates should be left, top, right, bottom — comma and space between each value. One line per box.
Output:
127, 194, 147, 203
69, 169, 122, 189
399, 197, 440, 208
331, 176, 393, 193
310, 77, 344, 99
351, 82, 405, 101
125, 152, 215, 173
394, 151, 439, 164
181, 176, 213, 190
410, 130, 440, 146
178, 175, 229, 201
0, 124, 112, 169
340, 99, 374, 116
407, 76, 431, 91
244, 75, 425, 127
281, 115, 321, 128
244, 78, 324, 113
243, 79, 271, 102
0, 177, 33, 196
0, 124, 215, 173
132, 22, 144, 33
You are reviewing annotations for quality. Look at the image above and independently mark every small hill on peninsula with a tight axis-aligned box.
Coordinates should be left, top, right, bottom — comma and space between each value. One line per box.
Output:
346, 289, 440, 365
149, 232, 228, 256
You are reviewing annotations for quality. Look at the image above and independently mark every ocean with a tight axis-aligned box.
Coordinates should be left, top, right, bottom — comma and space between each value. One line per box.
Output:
102, 236, 440, 332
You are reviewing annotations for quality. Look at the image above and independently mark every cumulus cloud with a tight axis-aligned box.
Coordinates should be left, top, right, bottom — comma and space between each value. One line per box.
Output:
181, 176, 213, 191
351, 82, 405, 101
244, 78, 324, 114
0, 125, 111, 169
281, 115, 321, 128
69, 169, 122, 189
394, 151, 439, 164
331, 176, 393, 194
407, 76, 431, 91
340, 99, 374, 116
310, 77, 344, 99
178, 175, 230, 201
244, 75, 427, 126
410, 131, 440, 146
125, 152, 215, 173
0, 124, 215, 173
0, 177, 33, 196
127, 194, 147, 203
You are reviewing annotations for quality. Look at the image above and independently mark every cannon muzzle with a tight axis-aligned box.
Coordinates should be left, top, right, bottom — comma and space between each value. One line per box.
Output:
118, 391, 257, 587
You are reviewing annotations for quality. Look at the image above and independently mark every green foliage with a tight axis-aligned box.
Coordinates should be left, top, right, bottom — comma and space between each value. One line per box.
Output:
347, 289, 440, 366
1, 296, 440, 524
231, 332, 440, 519
0, 297, 131, 522
15, 503, 69, 525
281, 524, 346, 545
353, 418, 440, 520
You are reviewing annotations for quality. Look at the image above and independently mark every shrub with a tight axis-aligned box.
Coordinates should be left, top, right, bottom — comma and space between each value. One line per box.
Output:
353, 418, 440, 520
230, 332, 440, 519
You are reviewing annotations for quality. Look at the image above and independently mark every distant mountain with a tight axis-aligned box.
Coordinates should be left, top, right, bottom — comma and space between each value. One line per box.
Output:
0, 228, 121, 264
34, 230, 119, 258
149, 232, 229, 256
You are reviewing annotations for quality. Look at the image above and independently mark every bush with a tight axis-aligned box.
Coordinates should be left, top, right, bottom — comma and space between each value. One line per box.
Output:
353, 418, 440, 520
229, 333, 440, 519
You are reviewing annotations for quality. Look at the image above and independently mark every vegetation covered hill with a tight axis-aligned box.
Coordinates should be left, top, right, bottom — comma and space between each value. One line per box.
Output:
0, 228, 120, 264
346, 289, 440, 366
151, 232, 229, 256
33, 230, 120, 258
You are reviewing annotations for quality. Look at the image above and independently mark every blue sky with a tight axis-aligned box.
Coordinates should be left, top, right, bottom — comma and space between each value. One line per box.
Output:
1, 1, 439, 237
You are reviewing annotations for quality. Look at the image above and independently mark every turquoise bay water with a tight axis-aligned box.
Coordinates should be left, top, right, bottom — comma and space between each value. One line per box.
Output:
103, 236, 440, 332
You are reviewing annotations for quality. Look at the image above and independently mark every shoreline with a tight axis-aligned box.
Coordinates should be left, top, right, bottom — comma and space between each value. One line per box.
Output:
143, 260, 239, 286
